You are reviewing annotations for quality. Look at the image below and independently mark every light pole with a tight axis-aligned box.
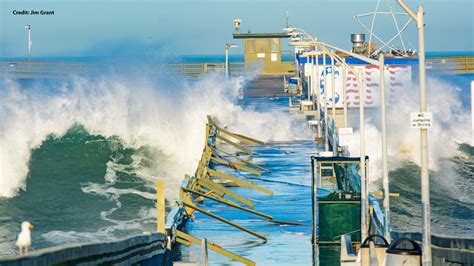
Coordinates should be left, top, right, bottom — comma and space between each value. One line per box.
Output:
24, 25, 32, 61
397, 1, 431, 265
225, 43, 237, 77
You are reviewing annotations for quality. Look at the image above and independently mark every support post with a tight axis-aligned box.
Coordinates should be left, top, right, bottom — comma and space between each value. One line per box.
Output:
397, 2, 432, 263
311, 157, 319, 266
379, 53, 391, 242
200, 238, 209, 266
342, 58, 348, 128
316, 53, 322, 138
307, 59, 311, 100
417, 6, 431, 265
156, 180, 165, 233
359, 69, 368, 241
331, 55, 337, 155
323, 52, 329, 152
311, 158, 316, 245
312, 55, 316, 101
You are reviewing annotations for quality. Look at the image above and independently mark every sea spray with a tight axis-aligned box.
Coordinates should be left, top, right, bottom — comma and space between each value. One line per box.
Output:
0, 65, 310, 198
348, 75, 471, 192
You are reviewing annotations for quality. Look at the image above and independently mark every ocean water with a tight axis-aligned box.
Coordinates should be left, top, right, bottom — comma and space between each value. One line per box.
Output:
2, 51, 470, 64
0, 59, 472, 265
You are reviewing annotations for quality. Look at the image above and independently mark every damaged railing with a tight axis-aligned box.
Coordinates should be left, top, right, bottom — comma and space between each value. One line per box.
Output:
157, 115, 299, 265
0, 115, 297, 265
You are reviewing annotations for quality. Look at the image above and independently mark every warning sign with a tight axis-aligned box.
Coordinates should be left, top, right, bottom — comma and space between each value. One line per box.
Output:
410, 112, 432, 129
338, 127, 353, 146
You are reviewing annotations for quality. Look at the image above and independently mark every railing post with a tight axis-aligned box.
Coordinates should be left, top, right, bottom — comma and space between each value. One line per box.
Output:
397, 2, 432, 263
316, 53, 322, 138
359, 69, 368, 241
418, 6, 432, 265
199, 238, 209, 266
323, 51, 329, 152
311, 158, 316, 245
342, 58, 348, 128
331, 55, 337, 155
157, 180, 165, 233
311, 157, 319, 266
379, 53, 391, 242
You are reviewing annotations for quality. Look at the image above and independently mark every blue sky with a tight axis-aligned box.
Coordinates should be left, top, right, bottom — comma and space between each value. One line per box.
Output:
0, 0, 473, 58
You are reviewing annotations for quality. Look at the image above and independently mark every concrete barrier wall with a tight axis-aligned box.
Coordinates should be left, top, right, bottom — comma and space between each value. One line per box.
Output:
0, 233, 171, 266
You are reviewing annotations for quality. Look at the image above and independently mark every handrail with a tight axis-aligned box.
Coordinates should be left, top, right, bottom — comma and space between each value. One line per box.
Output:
157, 115, 301, 265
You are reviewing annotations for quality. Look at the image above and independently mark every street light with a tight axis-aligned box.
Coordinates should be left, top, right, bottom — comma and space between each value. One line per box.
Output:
225, 43, 238, 77
24, 25, 32, 61
397, 1, 431, 265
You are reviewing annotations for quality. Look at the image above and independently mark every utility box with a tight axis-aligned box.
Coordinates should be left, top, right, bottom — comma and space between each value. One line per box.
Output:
318, 195, 361, 244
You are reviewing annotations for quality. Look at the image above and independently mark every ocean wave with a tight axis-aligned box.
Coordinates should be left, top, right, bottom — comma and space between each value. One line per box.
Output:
0, 65, 310, 198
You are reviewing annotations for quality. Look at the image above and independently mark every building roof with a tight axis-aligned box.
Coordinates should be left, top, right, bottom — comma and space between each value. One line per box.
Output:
233, 32, 290, 39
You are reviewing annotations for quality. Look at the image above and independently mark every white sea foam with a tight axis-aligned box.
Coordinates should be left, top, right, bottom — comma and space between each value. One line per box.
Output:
348, 76, 470, 190
0, 67, 308, 198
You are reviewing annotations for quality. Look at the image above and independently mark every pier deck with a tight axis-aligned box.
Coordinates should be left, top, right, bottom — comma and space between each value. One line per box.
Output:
244, 76, 289, 97
179, 136, 320, 265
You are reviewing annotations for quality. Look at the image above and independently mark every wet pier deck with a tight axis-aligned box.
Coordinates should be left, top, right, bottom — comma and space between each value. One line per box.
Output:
178, 97, 321, 265
180, 140, 320, 265
244, 76, 289, 97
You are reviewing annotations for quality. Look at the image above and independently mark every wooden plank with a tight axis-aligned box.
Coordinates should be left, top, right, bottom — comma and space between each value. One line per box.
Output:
181, 187, 273, 220
207, 168, 273, 195
196, 177, 254, 208
180, 190, 196, 216
217, 126, 265, 146
176, 231, 256, 266
179, 202, 267, 241
210, 156, 262, 176
156, 180, 165, 233
216, 135, 253, 155
210, 146, 271, 173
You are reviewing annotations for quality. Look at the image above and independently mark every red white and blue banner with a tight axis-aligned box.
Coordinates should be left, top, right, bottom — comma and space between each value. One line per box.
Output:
305, 64, 411, 108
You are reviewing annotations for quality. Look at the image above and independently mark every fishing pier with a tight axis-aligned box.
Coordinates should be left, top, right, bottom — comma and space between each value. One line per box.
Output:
1, 1, 473, 265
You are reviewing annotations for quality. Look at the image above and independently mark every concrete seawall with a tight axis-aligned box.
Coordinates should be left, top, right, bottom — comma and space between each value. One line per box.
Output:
0, 233, 171, 266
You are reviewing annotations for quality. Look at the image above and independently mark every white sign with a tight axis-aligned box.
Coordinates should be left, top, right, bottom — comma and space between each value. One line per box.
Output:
338, 127, 353, 146
271, 53, 278, 62
257, 53, 265, 58
410, 112, 433, 129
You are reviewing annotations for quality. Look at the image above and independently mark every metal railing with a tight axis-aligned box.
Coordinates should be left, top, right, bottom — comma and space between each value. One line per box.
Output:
0, 61, 246, 79
426, 55, 474, 73
166, 62, 245, 77
0, 61, 96, 77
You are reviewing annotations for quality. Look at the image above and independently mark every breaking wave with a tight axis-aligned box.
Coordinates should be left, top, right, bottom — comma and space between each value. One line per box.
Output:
0, 64, 310, 198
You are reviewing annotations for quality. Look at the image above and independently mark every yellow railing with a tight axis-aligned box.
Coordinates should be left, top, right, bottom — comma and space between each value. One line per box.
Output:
427, 55, 474, 73
157, 115, 300, 265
